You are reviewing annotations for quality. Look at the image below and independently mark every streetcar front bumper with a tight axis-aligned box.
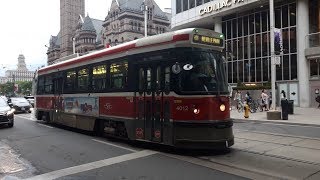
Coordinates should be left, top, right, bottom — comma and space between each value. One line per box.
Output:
172, 119, 234, 150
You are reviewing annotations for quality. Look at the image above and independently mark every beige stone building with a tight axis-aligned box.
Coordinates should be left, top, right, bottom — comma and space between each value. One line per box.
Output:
102, 0, 171, 46
5, 54, 34, 83
47, 0, 171, 65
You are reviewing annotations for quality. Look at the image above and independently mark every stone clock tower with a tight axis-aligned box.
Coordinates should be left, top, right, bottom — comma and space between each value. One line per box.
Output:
60, 0, 85, 57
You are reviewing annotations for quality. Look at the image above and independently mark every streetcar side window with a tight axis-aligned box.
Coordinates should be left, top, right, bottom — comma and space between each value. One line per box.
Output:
44, 75, 53, 94
77, 68, 89, 91
110, 61, 128, 90
37, 76, 45, 94
65, 70, 76, 92
139, 68, 145, 92
164, 67, 170, 93
146, 68, 152, 91
92, 65, 107, 91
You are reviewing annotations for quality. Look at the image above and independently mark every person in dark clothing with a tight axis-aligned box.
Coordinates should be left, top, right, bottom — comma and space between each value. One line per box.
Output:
316, 95, 320, 108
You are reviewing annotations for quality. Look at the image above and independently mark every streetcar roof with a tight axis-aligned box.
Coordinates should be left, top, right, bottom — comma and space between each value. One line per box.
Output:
38, 28, 223, 75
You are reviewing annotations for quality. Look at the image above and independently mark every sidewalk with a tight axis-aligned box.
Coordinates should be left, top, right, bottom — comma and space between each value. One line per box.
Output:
231, 107, 320, 126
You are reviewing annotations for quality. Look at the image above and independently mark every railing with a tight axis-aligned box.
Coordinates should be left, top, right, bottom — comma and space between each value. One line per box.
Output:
306, 32, 320, 48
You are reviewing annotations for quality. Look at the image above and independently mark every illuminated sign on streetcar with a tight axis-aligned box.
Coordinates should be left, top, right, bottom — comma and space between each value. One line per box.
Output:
192, 34, 224, 47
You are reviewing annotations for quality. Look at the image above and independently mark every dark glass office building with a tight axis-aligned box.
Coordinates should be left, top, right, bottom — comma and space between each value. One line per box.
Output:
172, 0, 320, 107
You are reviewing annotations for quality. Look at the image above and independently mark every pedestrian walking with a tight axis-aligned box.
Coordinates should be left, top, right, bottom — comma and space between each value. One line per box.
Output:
261, 89, 269, 111
234, 90, 243, 111
281, 90, 286, 100
316, 95, 320, 108
269, 92, 272, 110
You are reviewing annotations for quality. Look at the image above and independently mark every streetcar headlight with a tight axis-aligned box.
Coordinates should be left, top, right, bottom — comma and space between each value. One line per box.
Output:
193, 108, 200, 114
220, 104, 226, 112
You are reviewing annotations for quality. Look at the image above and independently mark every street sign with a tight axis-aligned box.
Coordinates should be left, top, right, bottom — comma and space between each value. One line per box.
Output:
274, 56, 281, 65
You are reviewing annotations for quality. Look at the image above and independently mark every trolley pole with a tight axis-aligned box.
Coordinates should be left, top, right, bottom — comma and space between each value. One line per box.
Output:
269, 0, 276, 110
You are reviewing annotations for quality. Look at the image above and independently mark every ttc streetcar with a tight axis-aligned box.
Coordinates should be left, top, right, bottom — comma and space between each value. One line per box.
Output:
34, 28, 234, 149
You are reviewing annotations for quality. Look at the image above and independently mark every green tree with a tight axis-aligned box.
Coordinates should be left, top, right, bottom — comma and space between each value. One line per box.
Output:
16, 81, 33, 95
0, 82, 14, 96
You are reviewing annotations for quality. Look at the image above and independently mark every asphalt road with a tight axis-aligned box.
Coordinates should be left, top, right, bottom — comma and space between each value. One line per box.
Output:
0, 112, 247, 180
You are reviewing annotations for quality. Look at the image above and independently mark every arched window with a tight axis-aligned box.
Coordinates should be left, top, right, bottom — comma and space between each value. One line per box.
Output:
147, 7, 153, 20
130, 21, 133, 30
121, 37, 124, 42
134, 22, 137, 31
115, 39, 118, 45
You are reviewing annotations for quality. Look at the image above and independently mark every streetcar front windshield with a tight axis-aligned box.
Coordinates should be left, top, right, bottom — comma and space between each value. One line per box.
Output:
178, 50, 228, 94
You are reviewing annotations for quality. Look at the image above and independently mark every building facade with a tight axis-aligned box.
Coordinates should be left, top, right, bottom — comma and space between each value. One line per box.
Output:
5, 54, 34, 83
102, 0, 171, 46
47, 0, 171, 65
171, 0, 320, 107
60, 0, 85, 57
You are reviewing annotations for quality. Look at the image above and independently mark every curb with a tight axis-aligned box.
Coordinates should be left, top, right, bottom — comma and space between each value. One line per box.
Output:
233, 118, 320, 128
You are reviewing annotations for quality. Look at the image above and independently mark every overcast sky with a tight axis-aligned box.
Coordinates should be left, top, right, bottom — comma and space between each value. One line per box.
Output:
0, 0, 171, 76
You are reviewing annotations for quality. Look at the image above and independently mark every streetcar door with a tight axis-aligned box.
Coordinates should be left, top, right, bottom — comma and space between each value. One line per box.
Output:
52, 75, 63, 122
136, 65, 164, 142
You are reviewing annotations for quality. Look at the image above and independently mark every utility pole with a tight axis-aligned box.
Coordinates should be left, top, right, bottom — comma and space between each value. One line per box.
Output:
12, 74, 15, 96
269, 0, 276, 110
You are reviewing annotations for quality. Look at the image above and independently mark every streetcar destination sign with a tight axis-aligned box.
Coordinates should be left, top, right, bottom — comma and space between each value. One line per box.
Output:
192, 34, 223, 47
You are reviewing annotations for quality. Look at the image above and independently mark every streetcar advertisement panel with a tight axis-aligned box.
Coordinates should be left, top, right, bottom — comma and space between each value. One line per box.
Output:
64, 97, 99, 116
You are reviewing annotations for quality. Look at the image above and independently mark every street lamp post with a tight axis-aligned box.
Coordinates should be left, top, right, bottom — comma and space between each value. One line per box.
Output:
72, 37, 76, 54
12, 74, 15, 96
141, 3, 148, 37
269, 0, 276, 110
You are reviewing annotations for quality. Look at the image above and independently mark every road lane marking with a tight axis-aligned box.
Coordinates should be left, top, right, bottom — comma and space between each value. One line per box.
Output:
37, 123, 54, 129
15, 115, 37, 122
92, 139, 137, 152
15, 114, 54, 129
25, 150, 157, 180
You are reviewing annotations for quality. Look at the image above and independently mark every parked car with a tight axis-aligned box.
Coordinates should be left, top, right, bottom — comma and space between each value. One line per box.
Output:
9, 97, 32, 113
0, 96, 8, 102
0, 98, 14, 127
24, 96, 35, 107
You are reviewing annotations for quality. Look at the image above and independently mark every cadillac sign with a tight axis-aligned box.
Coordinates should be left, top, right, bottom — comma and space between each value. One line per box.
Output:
199, 0, 245, 16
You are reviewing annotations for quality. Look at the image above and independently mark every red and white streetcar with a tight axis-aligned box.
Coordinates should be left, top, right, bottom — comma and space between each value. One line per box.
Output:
34, 28, 234, 149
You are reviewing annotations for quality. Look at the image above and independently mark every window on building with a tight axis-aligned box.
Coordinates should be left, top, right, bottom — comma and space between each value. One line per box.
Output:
223, 2, 297, 83
189, 0, 195, 8
176, 0, 182, 14
282, 5, 289, 28
290, 3, 296, 27
310, 59, 320, 79
92, 65, 107, 90
196, 0, 203, 6
148, 7, 153, 20
110, 61, 128, 89
183, 0, 188, 11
